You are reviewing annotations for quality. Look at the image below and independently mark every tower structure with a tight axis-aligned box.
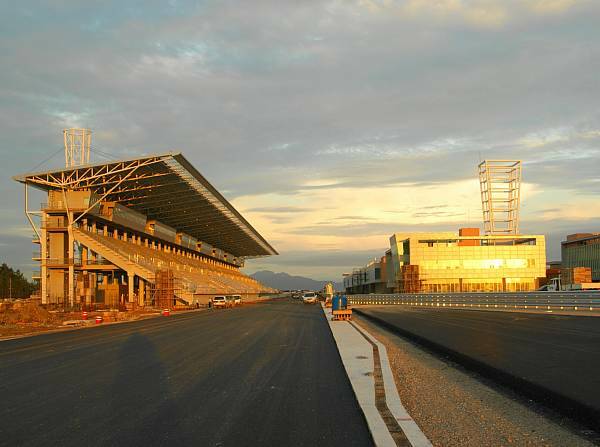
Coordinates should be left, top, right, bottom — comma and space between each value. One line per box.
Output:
478, 160, 522, 235
63, 128, 91, 167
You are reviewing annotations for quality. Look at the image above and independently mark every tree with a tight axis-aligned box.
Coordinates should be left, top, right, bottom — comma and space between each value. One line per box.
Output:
0, 263, 36, 299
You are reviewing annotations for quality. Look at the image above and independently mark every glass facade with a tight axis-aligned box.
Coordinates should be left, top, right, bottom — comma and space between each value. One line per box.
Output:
343, 257, 391, 294
389, 232, 546, 293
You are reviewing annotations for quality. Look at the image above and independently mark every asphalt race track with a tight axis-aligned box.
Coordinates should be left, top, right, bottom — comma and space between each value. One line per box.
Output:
0, 300, 373, 447
356, 306, 600, 429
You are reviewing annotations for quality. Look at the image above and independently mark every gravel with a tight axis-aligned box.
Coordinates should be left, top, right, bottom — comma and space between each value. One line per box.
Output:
356, 315, 598, 447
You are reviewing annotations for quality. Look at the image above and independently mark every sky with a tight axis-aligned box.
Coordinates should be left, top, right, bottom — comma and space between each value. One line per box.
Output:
1, 0, 600, 281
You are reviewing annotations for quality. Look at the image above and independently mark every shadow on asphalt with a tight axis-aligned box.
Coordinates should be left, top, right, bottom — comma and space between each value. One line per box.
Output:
110, 333, 184, 445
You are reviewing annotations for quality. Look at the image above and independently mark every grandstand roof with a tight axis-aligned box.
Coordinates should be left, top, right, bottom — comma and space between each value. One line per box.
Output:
14, 152, 278, 257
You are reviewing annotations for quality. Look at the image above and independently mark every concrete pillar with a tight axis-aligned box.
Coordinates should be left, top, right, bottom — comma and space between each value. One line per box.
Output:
40, 211, 48, 305
113, 228, 118, 239
81, 248, 89, 305
128, 272, 134, 303
90, 250, 97, 305
103, 225, 108, 236
139, 280, 145, 307
68, 212, 75, 307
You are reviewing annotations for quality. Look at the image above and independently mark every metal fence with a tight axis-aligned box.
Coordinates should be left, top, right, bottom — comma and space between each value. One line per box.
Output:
348, 292, 600, 312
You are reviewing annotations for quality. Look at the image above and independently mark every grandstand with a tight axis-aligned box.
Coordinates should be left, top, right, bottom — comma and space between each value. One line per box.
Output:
14, 149, 278, 309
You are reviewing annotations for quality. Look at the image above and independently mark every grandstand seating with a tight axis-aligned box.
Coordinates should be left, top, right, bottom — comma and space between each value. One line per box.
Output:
74, 227, 271, 301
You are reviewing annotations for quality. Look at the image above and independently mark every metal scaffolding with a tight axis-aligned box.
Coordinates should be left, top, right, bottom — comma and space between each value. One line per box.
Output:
478, 160, 522, 235
151, 270, 176, 309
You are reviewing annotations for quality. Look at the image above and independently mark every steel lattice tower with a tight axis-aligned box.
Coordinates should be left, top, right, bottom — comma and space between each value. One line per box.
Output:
478, 160, 522, 235
63, 128, 91, 167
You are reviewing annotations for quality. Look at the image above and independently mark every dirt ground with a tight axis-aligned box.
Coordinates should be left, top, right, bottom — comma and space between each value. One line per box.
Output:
0, 300, 161, 339
355, 315, 598, 447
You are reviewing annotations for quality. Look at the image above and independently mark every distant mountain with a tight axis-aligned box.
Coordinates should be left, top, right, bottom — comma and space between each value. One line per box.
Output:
250, 270, 343, 292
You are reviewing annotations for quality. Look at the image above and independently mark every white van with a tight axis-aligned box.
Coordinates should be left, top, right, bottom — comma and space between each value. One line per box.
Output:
212, 296, 227, 308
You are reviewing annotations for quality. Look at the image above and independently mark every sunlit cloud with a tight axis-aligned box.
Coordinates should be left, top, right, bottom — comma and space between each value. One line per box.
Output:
1, 0, 600, 278
528, 0, 580, 14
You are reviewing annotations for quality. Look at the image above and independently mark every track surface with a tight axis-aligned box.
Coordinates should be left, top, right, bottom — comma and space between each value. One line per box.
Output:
0, 300, 372, 447
357, 306, 600, 428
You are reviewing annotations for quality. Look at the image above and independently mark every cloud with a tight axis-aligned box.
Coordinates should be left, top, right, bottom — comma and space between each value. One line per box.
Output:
244, 206, 313, 213
413, 211, 464, 218
529, 0, 580, 14
2, 1, 600, 279
358, 0, 583, 28
333, 215, 378, 221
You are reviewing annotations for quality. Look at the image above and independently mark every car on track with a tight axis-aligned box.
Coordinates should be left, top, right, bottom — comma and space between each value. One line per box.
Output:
302, 292, 318, 304
232, 295, 242, 306
212, 296, 227, 308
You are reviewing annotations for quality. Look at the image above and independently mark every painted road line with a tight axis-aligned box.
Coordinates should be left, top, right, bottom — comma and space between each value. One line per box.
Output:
351, 320, 431, 447
322, 305, 431, 447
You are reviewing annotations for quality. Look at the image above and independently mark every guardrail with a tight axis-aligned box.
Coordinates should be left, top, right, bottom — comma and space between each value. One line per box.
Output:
348, 292, 600, 312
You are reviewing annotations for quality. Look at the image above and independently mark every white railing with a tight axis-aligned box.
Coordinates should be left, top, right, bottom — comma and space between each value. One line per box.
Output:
347, 292, 600, 312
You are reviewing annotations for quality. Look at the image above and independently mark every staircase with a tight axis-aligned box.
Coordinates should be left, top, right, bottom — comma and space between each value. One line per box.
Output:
73, 228, 155, 282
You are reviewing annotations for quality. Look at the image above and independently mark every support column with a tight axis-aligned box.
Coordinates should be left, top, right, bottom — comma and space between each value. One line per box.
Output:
90, 250, 97, 306
128, 272, 135, 304
139, 280, 145, 307
81, 246, 89, 306
40, 211, 48, 305
68, 211, 75, 308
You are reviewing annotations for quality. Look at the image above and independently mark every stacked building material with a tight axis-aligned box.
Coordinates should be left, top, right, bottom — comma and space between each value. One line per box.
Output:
560, 267, 592, 285
154, 269, 175, 309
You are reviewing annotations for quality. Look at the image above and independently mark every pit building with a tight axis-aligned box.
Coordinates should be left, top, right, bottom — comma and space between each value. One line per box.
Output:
344, 228, 546, 294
